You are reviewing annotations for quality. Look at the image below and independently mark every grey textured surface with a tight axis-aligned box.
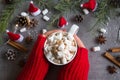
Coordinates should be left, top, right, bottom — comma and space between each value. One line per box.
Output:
0, 0, 120, 80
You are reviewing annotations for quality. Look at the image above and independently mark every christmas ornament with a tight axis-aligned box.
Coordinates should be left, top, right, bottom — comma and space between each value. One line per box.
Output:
80, 0, 97, 14
116, 56, 120, 63
58, 16, 68, 28
109, 0, 120, 8
96, 35, 106, 44
6, 30, 24, 42
5, 49, 16, 61
25, 36, 33, 44
75, 15, 83, 22
107, 66, 117, 74
28, 1, 41, 16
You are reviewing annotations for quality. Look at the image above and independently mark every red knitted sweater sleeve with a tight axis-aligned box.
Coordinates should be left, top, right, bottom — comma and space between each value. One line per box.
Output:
16, 34, 50, 80
58, 47, 90, 80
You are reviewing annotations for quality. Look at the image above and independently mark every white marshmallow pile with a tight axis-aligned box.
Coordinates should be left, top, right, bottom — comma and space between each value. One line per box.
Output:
44, 32, 77, 65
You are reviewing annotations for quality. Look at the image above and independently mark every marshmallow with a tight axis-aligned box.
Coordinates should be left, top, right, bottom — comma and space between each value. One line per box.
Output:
69, 46, 77, 52
55, 32, 63, 40
42, 29, 47, 34
61, 57, 67, 64
20, 27, 26, 32
46, 52, 52, 59
65, 53, 73, 60
53, 59, 60, 64
48, 35, 54, 42
42, 9, 48, 15
56, 51, 64, 59
20, 12, 28, 17
99, 28, 106, 34
83, 9, 89, 15
43, 15, 50, 21
92, 46, 101, 52
58, 43, 65, 51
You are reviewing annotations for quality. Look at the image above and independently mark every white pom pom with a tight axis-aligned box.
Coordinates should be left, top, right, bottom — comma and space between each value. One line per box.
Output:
6, 30, 9, 32
30, 1, 33, 4
81, 4, 83, 7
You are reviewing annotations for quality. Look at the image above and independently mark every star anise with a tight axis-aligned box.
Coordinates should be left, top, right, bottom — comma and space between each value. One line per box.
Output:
116, 56, 120, 62
96, 35, 106, 44
107, 66, 117, 74
75, 15, 83, 22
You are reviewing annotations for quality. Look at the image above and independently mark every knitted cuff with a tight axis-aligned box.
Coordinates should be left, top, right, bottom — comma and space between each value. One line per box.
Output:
16, 34, 49, 80
57, 47, 89, 80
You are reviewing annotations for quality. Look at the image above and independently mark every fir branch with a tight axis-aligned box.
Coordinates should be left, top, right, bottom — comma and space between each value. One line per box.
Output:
90, 0, 112, 31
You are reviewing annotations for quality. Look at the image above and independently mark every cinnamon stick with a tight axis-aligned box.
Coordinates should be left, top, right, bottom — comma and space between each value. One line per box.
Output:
109, 47, 120, 53
103, 52, 120, 68
7, 40, 27, 52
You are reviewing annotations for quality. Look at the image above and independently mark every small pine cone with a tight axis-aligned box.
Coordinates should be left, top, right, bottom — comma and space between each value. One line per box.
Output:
5, 49, 16, 61
75, 15, 83, 22
25, 36, 33, 44
17, 16, 28, 26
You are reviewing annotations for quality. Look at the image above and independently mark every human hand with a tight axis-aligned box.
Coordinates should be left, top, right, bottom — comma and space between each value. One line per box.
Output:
74, 34, 86, 48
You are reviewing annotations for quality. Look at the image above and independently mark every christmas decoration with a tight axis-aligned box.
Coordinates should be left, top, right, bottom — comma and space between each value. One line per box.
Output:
109, 0, 120, 8
74, 15, 83, 22
116, 56, 120, 63
28, 1, 41, 16
107, 66, 117, 74
80, 0, 97, 13
25, 36, 33, 44
5, 49, 16, 61
6, 30, 24, 42
17, 16, 29, 26
96, 35, 106, 44
58, 16, 68, 28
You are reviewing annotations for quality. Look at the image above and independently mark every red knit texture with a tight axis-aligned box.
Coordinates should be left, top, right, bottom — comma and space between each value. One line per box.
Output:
58, 47, 89, 80
16, 34, 50, 80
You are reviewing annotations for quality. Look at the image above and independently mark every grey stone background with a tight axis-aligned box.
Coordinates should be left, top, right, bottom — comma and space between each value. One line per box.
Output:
0, 0, 120, 80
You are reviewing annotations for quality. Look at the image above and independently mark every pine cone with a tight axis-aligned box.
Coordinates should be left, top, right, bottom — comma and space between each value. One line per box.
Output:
17, 16, 28, 26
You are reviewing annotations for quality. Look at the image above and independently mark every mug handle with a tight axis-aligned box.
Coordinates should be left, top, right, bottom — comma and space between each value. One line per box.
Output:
68, 24, 79, 36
